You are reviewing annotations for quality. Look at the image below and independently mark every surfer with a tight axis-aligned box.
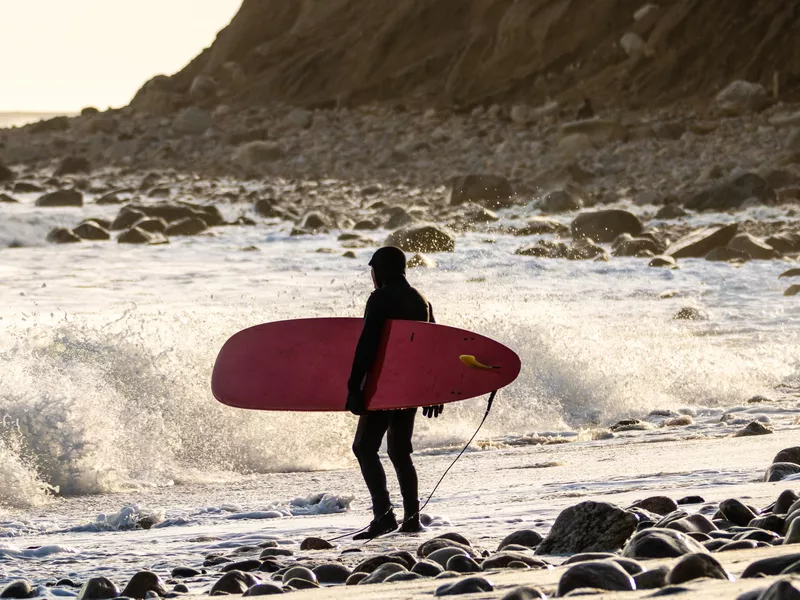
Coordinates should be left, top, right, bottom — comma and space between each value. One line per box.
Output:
346, 246, 444, 539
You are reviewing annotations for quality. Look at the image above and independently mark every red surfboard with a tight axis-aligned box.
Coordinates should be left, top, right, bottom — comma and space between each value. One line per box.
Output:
212, 318, 520, 411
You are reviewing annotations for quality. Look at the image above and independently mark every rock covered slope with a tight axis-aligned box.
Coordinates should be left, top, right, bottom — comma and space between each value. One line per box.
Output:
132, 0, 800, 112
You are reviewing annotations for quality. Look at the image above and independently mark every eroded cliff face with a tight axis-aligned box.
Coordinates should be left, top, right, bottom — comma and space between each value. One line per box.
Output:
134, 0, 800, 111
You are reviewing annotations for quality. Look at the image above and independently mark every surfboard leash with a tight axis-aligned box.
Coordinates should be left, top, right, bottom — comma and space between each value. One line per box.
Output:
327, 390, 498, 545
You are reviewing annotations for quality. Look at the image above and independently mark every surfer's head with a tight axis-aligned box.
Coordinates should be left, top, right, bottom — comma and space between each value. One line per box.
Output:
369, 246, 407, 288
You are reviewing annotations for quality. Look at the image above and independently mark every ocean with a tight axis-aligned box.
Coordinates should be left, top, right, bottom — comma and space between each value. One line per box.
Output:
1, 177, 799, 593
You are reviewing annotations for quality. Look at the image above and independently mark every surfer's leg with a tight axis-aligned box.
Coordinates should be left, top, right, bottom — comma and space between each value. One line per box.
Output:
352, 411, 392, 516
387, 408, 420, 528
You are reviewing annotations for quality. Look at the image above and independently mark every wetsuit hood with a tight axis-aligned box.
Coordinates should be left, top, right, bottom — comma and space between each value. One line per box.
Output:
369, 246, 406, 287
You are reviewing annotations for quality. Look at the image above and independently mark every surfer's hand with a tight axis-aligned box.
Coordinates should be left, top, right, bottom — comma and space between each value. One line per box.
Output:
346, 391, 366, 415
423, 405, 443, 418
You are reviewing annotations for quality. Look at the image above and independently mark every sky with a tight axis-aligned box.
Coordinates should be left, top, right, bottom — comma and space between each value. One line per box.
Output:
0, 0, 242, 113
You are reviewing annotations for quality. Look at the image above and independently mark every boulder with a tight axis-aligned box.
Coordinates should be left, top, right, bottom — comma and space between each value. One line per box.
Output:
46, 227, 81, 244
189, 75, 218, 102
535, 501, 638, 555
281, 566, 316, 584
118, 227, 167, 245
55, 156, 91, 176
633, 566, 670, 590
210, 571, 260, 595
36, 189, 83, 207
173, 106, 212, 135
133, 218, 168, 233
0, 193, 18, 203
612, 235, 662, 257
735, 421, 773, 437
622, 528, 709, 559
0, 581, 34, 599
786, 285, 800, 297
668, 553, 731, 584
427, 548, 469, 569
780, 269, 800, 280
446, 555, 481, 573
570, 210, 643, 243
165, 217, 208, 236
666, 223, 739, 258
235, 141, 284, 169
112, 208, 147, 230
774, 447, 800, 466
765, 462, 800, 482
386, 225, 455, 253
285, 108, 313, 129
497, 530, 543, 551
685, 173, 775, 211
557, 561, 635, 596
768, 232, 800, 253
649, 255, 678, 268
757, 579, 800, 600
655, 204, 688, 219
0, 163, 14, 182
447, 174, 514, 209
407, 253, 436, 268
511, 219, 569, 236
412, 560, 444, 577
565, 239, 607, 260
716, 80, 769, 115
728, 233, 779, 259
76, 577, 119, 600
705, 247, 751, 262
538, 189, 583, 213
73, 221, 111, 241
121, 572, 167, 599
561, 119, 627, 144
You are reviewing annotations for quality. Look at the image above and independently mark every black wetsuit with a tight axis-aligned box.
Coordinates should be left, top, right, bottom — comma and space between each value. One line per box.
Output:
347, 275, 434, 518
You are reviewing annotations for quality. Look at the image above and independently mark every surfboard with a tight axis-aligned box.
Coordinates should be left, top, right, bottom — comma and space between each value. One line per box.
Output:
211, 318, 521, 412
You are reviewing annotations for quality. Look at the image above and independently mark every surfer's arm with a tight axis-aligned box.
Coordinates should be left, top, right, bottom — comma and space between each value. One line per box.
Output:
347, 292, 387, 399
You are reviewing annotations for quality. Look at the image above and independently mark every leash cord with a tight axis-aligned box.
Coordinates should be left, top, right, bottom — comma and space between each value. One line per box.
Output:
327, 390, 498, 543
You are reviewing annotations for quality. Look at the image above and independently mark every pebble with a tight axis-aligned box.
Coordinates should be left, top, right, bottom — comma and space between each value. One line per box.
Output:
280, 567, 316, 584
629, 496, 678, 516
719, 498, 758, 526
384, 572, 423, 583
741, 553, 800, 577
500, 586, 546, 600
765, 463, 800, 482
427, 547, 469, 569
633, 566, 670, 590
411, 560, 444, 577
557, 561, 635, 596
774, 447, 800, 465
121, 572, 168, 599
210, 571, 260, 595
435, 576, 494, 596
622, 528, 709, 559
283, 578, 318, 590
785, 518, 800, 544
418, 538, 477, 558
446, 555, 481, 573
359, 563, 407, 584
0, 581, 33, 600
172, 584, 189, 594
756, 578, 800, 600
76, 578, 120, 600
300, 537, 334, 550
312, 563, 351, 584
221, 559, 262, 573
734, 420, 773, 437
345, 573, 368, 586
776, 490, 800, 514
497, 529, 543, 551
259, 548, 293, 559
170, 568, 200, 579
242, 583, 284, 596
482, 551, 548, 569
667, 552, 732, 584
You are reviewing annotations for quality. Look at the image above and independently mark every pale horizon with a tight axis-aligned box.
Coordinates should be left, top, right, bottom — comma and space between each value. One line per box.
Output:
0, 0, 242, 113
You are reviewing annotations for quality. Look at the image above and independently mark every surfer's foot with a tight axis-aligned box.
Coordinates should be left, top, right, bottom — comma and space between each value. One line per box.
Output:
399, 514, 423, 534
353, 510, 398, 540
